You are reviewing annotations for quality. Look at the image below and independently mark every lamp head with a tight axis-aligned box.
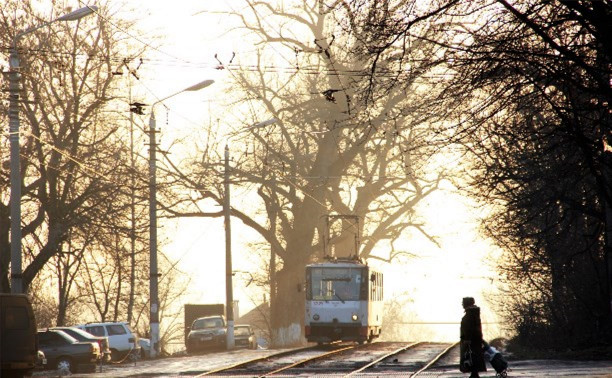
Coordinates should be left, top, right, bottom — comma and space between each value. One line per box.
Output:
185, 79, 214, 92
57, 5, 98, 21
249, 118, 278, 129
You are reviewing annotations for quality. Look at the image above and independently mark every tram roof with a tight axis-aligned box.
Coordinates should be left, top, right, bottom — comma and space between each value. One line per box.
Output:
306, 260, 367, 269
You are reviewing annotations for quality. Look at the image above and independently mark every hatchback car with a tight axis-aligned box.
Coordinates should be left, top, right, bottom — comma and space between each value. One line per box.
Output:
234, 324, 257, 349
186, 315, 226, 353
37, 329, 100, 373
74, 322, 139, 361
52, 326, 111, 362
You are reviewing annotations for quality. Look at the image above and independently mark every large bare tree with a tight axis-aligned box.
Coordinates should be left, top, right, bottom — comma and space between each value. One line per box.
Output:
162, 0, 453, 345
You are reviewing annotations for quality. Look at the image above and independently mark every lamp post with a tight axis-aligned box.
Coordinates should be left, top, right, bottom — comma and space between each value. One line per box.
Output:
224, 118, 277, 349
148, 79, 214, 358
223, 145, 234, 350
8, 5, 98, 294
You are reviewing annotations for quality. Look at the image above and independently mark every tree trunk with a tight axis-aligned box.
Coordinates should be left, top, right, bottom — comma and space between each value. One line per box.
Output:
271, 256, 307, 347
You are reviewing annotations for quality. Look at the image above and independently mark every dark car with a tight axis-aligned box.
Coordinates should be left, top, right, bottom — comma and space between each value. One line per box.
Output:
234, 325, 257, 349
186, 315, 226, 353
52, 326, 111, 362
37, 329, 100, 373
0, 294, 38, 377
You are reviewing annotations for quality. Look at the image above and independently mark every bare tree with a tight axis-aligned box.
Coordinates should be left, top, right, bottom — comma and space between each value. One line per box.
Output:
433, 0, 612, 347
0, 0, 140, 293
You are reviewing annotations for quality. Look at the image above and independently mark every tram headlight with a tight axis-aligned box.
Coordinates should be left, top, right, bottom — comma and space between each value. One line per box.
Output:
351, 314, 359, 321
313, 314, 320, 321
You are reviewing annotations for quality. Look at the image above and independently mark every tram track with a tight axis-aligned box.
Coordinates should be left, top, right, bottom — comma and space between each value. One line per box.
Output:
196, 342, 357, 377
351, 341, 458, 376
196, 341, 459, 377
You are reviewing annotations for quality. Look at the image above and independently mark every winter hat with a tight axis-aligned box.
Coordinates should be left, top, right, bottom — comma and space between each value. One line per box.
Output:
462, 297, 475, 308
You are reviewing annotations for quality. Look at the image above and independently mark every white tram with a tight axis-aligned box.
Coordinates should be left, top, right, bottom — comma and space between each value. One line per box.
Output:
304, 258, 383, 344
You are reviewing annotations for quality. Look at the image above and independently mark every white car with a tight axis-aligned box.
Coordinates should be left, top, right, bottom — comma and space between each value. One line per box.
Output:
138, 338, 151, 359
74, 322, 140, 361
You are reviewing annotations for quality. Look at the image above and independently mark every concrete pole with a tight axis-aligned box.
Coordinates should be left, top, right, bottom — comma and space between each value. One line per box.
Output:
148, 113, 160, 358
224, 145, 235, 349
9, 46, 22, 294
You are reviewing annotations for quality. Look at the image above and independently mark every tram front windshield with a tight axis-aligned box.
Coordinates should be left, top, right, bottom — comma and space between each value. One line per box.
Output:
307, 267, 364, 301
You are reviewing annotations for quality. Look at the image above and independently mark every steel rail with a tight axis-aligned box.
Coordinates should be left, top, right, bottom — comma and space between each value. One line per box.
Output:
260, 345, 357, 377
195, 345, 317, 376
411, 341, 459, 377
344, 342, 423, 377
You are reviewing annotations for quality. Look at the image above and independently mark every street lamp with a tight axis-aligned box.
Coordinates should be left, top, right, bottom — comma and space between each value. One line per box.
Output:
148, 79, 214, 358
224, 117, 277, 349
9, 5, 98, 294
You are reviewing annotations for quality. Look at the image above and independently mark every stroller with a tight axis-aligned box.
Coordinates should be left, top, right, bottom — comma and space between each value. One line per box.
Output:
483, 341, 509, 377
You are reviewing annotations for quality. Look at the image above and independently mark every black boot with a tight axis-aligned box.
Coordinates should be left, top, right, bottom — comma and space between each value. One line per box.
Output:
469, 373, 480, 378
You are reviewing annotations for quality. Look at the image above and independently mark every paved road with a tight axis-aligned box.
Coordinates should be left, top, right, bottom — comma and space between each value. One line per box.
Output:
33, 347, 612, 377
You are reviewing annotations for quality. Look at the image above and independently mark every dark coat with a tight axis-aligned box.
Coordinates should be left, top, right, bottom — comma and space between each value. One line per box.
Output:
459, 305, 486, 373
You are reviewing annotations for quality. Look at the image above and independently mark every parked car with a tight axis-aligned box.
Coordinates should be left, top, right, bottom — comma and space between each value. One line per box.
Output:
74, 322, 140, 361
36, 350, 47, 369
234, 324, 257, 349
52, 326, 111, 362
37, 329, 100, 373
0, 294, 38, 377
186, 315, 226, 353
138, 338, 151, 359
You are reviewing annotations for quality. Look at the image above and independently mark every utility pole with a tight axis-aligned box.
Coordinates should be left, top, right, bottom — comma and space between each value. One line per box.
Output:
269, 173, 277, 345
127, 65, 136, 323
148, 113, 160, 356
8, 46, 22, 294
224, 145, 235, 349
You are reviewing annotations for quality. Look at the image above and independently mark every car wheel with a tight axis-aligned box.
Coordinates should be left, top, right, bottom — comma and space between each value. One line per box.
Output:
110, 348, 127, 362
56, 357, 73, 373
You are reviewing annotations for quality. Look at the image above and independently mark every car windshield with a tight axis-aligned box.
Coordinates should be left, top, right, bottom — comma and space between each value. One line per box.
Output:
234, 327, 251, 336
57, 327, 95, 340
54, 330, 79, 343
192, 318, 224, 330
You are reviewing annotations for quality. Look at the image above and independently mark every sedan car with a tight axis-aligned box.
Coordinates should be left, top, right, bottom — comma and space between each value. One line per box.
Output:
186, 315, 226, 353
37, 329, 100, 373
52, 326, 111, 362
234, 325, 257, 349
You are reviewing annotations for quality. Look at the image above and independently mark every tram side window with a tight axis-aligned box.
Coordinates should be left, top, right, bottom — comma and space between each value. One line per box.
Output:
369, 272, 383, 301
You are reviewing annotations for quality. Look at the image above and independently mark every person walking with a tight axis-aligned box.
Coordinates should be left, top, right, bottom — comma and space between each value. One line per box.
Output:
460, 297, 486, 378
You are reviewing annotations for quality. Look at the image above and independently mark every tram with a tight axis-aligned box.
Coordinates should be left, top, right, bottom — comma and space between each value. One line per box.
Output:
304, 257, 383, 344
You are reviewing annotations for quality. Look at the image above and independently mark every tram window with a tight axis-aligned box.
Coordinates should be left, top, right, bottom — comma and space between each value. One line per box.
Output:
369, 272, 383, 301
309, 267, 362, 301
